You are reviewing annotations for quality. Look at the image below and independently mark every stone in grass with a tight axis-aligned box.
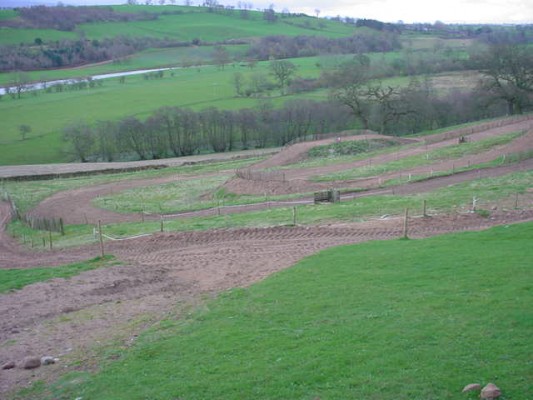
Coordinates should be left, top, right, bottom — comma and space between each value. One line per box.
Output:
21, 356, 41, 369
462, 383, 482, 392
2, 361, 16, 370
41, 356, 56, 365
480, 383, 502, 399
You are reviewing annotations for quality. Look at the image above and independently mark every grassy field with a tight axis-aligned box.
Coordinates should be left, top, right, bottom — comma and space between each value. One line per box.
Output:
0, 6, 354, 46
0, 255, 115, 293
0, 44, 250, 87
16, 221, 532, 399
0, 59, 481, 166
0, 2, 478, 166
93, 173, 234, 214
0, 56, 330, 165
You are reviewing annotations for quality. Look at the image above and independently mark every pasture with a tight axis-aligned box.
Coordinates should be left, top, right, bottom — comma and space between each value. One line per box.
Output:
0, 59, 480, 165
0, 6, 353, 46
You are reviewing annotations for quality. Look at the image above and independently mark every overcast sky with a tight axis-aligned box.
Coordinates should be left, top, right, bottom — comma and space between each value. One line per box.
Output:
18, 0, 533, 24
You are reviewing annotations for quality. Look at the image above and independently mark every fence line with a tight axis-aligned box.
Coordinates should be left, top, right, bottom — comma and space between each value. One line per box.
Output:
236, 129, 377, 182
1, 191, 65, 234
235, 169, 286, 182
423, 115, 533, 145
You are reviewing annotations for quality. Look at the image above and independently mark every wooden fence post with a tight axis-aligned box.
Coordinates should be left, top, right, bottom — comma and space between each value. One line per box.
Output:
49, 230, 53, 250
160, 215, 164, 232
292, 206, 297, 226
98, 220, 105, 258
402, 208, 409, 239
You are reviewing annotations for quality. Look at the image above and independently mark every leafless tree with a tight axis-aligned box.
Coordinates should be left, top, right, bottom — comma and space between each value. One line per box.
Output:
269, 60, 296, 95
478, 44, 533, 115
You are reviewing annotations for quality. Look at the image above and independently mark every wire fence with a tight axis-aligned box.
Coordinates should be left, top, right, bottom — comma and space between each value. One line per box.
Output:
423, 115, 533, 145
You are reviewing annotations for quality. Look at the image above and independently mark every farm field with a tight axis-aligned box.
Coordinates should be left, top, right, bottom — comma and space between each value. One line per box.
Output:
0, 6, 354, 46
0, 62, 482, 166
0, 115, 532, 399
0, 3, 479, 166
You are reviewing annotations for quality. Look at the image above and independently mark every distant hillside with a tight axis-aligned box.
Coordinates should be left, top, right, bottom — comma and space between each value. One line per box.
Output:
0, 5, 354, 46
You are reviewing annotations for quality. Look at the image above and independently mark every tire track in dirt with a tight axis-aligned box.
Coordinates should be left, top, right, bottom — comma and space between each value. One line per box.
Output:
1, 212, 533, 397
225, 119, 533, 195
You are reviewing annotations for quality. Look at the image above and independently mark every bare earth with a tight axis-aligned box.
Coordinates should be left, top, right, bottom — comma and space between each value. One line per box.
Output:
0, 117, 532, 397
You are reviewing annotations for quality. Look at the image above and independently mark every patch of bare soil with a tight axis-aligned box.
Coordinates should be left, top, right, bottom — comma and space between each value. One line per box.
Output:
0, 148, 278, 180
2, 207, 533, 397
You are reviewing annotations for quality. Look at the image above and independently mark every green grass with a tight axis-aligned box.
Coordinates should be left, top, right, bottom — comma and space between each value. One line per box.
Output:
0, 255, 116, 293
308, 138, 398, 158
0, 45, 249, 87
0, 57, 322, 165
21, 222, 533, 399
93, 174, 233, 214
0, 51, 483, 166
0, 26, 77, 46
0, 7, 353, 46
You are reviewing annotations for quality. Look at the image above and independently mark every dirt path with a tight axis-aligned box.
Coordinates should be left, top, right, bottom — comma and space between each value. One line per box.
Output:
0, 148, 278, 180
226, 119, 533, 195
2, 207, 533, 396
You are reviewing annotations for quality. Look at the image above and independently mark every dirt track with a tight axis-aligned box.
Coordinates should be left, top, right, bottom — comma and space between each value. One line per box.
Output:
25, 119, 533, 226
1, 117, 532, 397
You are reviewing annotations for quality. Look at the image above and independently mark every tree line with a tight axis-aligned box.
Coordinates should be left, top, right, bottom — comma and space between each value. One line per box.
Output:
0, 36, 190, 72
63, 100, 352, 162
246, 31, 401, 61
1, 5, 175, 31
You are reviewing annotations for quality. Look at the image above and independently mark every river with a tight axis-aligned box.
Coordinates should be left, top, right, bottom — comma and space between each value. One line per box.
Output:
0, 66, 174, 96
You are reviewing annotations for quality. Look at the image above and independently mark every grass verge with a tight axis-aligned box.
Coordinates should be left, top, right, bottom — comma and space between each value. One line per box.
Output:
17, 222, 533, 399
0, 255, 116, 293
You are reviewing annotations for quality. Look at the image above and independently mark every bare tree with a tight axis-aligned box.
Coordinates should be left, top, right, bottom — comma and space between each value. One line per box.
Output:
11, 72, 31, 99
329, 56, 372, 129
478, 44, 533, 115
63, 121, 95, 162
212, 45, 230, 70
19, 124, 32, 141
232, 72, 245, 96
263, 4, 277, 23
269, 60, 296, 95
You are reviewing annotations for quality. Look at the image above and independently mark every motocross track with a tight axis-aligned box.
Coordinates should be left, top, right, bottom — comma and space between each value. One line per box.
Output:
25, 120, 533, 225
0, 117, 532, 396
